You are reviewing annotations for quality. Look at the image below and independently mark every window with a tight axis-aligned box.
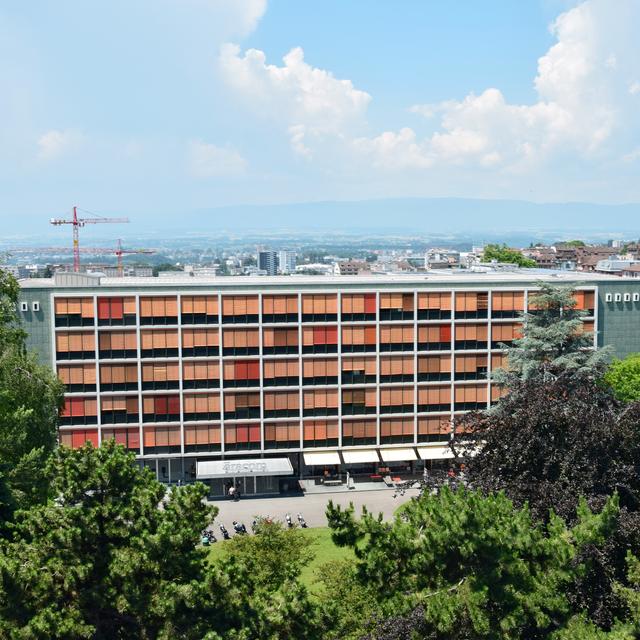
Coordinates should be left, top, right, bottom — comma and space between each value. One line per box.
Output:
454, 355, 488, 380
98, 331, 136, 359
379, 293, 414, 320
417, 325, 451, 351
56, 331, 96, 360
491, 291, 524, 318
223, 392, 260, 419
57, 364, 97, 392
417, 386, 451, 413
222, 328, 259, 356
302, 326, 338, 353
182, 328, 219, 357
20, 301, 28, 312
224, 423, 261, 451
181, 295, 218, 324
341, 357, 376, 384
302, 358, 339, 385
380, 355, 415, 383
142, 395, 180, 423
490, 323, 522, 349
573, 290, 596, 315
101, 428, 140, 453
263, 359, 299, 387
417, 355, 451, 382
454, 384, 488, 411
143, 426, 181, 454
183, 361, 220, 389
223, 360, 260, 388
262, 295, 298, 323
183, 393, 221, 421
59, 397, 98, 425
454, 324, 488, 350
99, 363, 138, 391
341, 388, 377, 415
454, 292, 489, 319
303, 388, 339, 416
417, 292, 451, 320
59, 429, 99, 449
54, 297, 94, 327
263, 327, 299, 354
303, 419, 339, 447
301, 295, 338, 322
140, 330, 179, 358
32, 301, 40, 312
264, 391, 300, 418
417, 416, 450, 443
141, 362, 179, 390
101, 396, 139, 424
490, 384, 508, 405
342, 419, 376, 446
341, 326, 377, 353
264, 422, 300, 449
97, 297, 136, 326
221, 296, 259, 324
139, 297, 178, 325
379, 325, 414, 352
380, 418, 414, 444
380, 386, 414, 414
184, 424, 221, 453
341, 294, 376, 321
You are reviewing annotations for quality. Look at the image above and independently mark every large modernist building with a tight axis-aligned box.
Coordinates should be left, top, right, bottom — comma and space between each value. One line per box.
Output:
17, 270, 640, 495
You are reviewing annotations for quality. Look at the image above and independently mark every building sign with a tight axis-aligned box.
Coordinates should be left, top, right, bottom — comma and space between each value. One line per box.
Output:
197, 457, 293, 479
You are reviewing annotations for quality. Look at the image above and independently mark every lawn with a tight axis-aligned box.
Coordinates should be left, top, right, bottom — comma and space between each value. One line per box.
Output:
207, 526, 354, 591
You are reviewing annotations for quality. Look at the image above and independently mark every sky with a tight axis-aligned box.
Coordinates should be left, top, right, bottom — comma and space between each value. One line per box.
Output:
1, 0, 639, 231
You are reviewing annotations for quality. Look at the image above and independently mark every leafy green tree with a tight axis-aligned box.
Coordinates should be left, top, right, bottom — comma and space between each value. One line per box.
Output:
0, 440, 216, 639
482, 243, 536, 267
326, 488, 621, 640
206, 518, 322, 640
604, 353, 640, 403
493, 282, 609, 385
0, 268, 64, 512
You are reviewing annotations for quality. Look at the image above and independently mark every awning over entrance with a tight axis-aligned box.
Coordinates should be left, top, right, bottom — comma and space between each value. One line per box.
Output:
303, 451, 341, 466
197, 458, 293, 479
342, 449, 380, 464
417, 445, 454, 460
380, 447, 417, 462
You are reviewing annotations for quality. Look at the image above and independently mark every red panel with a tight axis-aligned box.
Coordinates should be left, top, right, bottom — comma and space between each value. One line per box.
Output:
237, 425, 249, 443
72, 431, 86, 448
128, 429, 140, 449
85, 430, 99, 447
247, 361, 260, 379
61, 400, 72, 417
168, 396, 180, 414
313, 327, 326, 345
235, 362, 248, 379
249, 425, 261, 442
97, 299, 110, 320
71, 398, 85, 416
110, 298, 124, 319
155, 396, 168, 414
326, 327, 338, 344
364, 294, 376, 313
114, 429, 127, 445
440, 325, 451, 342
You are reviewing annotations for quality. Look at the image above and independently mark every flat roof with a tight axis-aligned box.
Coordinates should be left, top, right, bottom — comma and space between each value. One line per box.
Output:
17, 269, 630, 290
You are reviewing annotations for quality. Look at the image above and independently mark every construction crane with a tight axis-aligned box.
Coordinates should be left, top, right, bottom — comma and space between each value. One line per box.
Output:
113, 239, 155, 277
50, 206, 129, 272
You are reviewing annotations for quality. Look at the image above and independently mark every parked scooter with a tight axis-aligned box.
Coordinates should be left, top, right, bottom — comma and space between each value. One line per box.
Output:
219, 523, 231, 540
297, 513, 308, 528
285, 513, 294, 529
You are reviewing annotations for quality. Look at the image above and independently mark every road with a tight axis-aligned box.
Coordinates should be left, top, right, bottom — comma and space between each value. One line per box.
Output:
209, 487, 419, 529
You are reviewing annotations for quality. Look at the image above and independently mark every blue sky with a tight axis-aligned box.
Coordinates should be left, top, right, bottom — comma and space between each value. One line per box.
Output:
1, 0, 639, 232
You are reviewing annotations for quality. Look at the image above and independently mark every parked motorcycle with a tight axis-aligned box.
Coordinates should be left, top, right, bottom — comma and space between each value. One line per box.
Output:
233, 521, 247, 535
297, 513, 308, 528
219, 523, 231, 540
285, 513, 294, 528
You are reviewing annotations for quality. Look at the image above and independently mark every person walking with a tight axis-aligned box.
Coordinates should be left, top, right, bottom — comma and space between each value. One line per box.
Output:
228, 485, 236, 500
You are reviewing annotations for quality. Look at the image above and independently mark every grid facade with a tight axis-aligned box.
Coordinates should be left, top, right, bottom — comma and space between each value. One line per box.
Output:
46, 286, 597, 459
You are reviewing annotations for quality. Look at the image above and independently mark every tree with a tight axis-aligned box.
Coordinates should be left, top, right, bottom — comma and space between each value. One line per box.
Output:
482, 243, 536, 267
0, 268, 64, 512
604, 354, 640, 403
493, 282, 609, 385
0, 440, 216, 639
326, 488, 622, 640
206, 518, 322, 640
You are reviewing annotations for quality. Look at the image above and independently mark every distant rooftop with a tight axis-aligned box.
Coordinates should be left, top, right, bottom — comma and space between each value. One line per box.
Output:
17, 267, 629, 289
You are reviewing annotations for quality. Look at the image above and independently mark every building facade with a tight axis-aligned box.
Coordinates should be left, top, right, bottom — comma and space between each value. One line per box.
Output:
17, 271, 640, 495
257, 251, 278, 276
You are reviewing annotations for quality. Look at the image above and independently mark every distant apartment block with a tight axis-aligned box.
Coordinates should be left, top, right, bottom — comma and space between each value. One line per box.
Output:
257, 250, 278, 276
278, 250, 297, 274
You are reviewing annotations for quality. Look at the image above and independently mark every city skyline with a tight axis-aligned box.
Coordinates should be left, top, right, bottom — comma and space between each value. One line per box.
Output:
1, 0, 639, 233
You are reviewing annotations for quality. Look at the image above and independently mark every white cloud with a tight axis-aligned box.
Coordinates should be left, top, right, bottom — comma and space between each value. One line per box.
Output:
219, 0, 639, 176
36, 129, 85, 161
188, 139, 247, 177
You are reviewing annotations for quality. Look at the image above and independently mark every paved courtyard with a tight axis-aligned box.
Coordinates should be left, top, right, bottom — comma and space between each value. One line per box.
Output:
209, 486, 420, 530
